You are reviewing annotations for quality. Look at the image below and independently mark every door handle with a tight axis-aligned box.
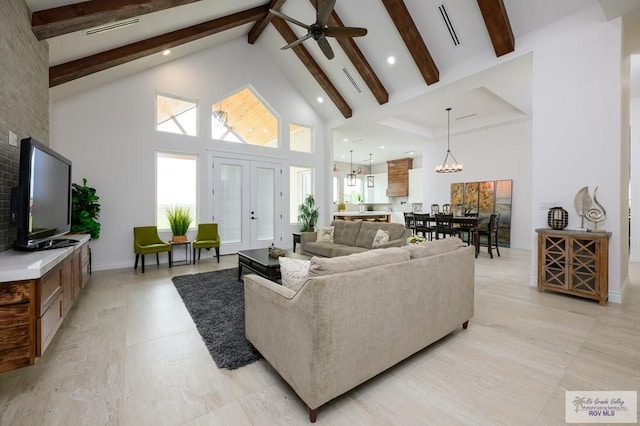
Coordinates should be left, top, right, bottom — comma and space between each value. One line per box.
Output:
251, 216, 258, 220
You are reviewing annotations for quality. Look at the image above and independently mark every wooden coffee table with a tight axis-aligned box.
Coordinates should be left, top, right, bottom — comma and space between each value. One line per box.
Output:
237, 248, 310, 282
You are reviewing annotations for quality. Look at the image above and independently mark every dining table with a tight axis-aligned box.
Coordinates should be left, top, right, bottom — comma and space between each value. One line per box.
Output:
408, 213, 488, 254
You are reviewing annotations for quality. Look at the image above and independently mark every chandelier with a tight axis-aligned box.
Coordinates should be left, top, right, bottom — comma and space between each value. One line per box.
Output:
347, 150, 356, 186
367, 153, 374, 187
213, 101, 228, 128
435, 107, 463, 173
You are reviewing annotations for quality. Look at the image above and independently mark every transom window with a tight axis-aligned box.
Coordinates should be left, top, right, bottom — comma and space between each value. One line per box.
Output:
212, 87, 278, 148
156, 93, 198, 136
290, 123, 313, 153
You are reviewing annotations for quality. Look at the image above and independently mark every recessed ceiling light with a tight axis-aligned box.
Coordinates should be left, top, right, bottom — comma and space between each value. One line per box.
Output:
162, 49, 171, 56
343, 138, 348, 142
387, 56, 396, 65
317, 97, 324, 103
380, 146, 385, 149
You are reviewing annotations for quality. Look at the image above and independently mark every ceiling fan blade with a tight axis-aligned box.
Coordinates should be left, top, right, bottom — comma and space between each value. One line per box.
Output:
325, 27, 368, 38
317, 0, 336, 27
317, 37, 334, 59
269, 9, 311, 30
281, 33, 313, 50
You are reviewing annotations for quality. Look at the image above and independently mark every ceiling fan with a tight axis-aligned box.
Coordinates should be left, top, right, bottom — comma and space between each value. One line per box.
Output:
269, 0, 367, 60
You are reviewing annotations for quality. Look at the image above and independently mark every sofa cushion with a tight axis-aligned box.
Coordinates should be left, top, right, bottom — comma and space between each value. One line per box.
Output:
278, 257, 310, 292
303, 242, 335, 258
330, 245, 369, 257
331, 220, 362, 246
354, 221, 407, 249
403, 237, 464, 259
371, 229, 389, 248
316, 226, 334, 243
308, 247, 410, 277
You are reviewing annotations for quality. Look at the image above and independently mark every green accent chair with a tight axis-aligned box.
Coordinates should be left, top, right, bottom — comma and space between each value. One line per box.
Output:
133, 226, 172, 273
192, 223, 220, 263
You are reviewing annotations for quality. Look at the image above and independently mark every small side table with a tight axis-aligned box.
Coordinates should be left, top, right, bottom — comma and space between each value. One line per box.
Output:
292, 232, 301, 253
170, 241, 191, 266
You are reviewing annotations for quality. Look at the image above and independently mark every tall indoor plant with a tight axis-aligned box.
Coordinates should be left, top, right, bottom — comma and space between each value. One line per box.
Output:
71, 177, 101, 239
166, 205, 193, 242
298, 195, 319, 232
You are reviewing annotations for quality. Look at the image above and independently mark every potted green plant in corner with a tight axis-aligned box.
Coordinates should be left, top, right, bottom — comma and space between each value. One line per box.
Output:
298, 195, 319, 232
71, 177, 101, 239
166, 205, 194, 242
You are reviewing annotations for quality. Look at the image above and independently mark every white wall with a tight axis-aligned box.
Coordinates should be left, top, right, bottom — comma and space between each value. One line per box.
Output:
421, 119, 533, 249
531, 10, 627, 302
631, 97, 640, 261
50, 38, 328, 271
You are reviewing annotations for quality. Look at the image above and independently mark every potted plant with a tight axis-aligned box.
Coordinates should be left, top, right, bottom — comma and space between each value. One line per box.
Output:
298, 195, 319, 232
71, 177, 101, 239
166, 205, 194, 242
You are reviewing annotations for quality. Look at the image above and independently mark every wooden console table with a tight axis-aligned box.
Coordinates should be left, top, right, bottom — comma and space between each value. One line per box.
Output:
536, 228, 609, 305
0, 235, 91, 373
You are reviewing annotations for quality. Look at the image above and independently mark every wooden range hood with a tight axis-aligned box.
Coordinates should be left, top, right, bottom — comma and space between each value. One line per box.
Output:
386, 158, 413, 197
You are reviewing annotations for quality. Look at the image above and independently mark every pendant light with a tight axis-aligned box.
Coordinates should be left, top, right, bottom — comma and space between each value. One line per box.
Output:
347, 150, 356, 186
435, 107, 463, 173
213, 100, 228, 128
367, 153, 375, 188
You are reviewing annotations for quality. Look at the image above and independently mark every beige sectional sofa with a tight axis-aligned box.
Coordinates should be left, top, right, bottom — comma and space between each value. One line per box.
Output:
300, 219, 412, 257
244, 238, 474, 422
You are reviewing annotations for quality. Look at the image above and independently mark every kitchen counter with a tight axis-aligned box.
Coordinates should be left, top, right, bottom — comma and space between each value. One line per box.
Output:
333, 211, 391, 222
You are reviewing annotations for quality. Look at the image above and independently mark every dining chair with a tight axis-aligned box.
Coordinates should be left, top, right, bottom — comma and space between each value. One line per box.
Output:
459, 212, 479, 245
434, 214, 462, 240
133, 226, 172, 273
473, 213, 501, 258
413, 213, 435, 240
192, 223, 221, 263
403, 212, 415, 233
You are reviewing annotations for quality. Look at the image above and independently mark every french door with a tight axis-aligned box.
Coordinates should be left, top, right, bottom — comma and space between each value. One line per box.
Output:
209, 154, 283, 254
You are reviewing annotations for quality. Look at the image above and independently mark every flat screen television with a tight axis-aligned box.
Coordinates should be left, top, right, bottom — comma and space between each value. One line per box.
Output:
11, 137, 77, 251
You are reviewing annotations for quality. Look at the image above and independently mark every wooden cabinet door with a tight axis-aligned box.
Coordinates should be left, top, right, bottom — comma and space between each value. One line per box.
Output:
567, 236, 607, 300
61, 256, 74, 316
539, 233, 569, 290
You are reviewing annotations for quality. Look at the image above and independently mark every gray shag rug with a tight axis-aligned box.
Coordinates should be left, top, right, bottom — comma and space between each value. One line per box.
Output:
172, 267, 260, 369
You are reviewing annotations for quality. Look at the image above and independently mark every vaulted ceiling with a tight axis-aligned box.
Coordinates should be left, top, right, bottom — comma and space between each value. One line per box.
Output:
25, 0, 640, 164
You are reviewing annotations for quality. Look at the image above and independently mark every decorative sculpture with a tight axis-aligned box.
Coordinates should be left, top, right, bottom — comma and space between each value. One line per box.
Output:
573, 186, 592, 231
573, 186, 607, 231
584, 186, 607, 231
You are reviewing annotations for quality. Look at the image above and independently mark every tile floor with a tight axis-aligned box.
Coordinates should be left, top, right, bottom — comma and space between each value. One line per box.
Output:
0, 248, 638, 425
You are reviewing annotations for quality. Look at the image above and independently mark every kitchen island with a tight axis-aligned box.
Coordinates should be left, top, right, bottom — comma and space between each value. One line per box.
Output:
332, 211, 391, 222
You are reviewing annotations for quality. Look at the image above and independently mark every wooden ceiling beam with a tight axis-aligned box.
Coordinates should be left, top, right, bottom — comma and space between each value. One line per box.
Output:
270, 17, 352, 118
380, 0, 439, 85
32, 0, 202, 41
49, 5, 269, 87
247, 0, 287, 44
476, 0, 515, 57
315, 0, 388, 105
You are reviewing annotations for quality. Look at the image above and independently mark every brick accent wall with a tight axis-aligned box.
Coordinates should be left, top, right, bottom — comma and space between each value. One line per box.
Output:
0, 0, 49, 251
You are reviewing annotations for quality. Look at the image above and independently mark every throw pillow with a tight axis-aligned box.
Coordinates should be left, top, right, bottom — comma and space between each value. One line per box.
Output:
316, 226, 335, 243
278, 257, 310, 292
371, 229, 390, 248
